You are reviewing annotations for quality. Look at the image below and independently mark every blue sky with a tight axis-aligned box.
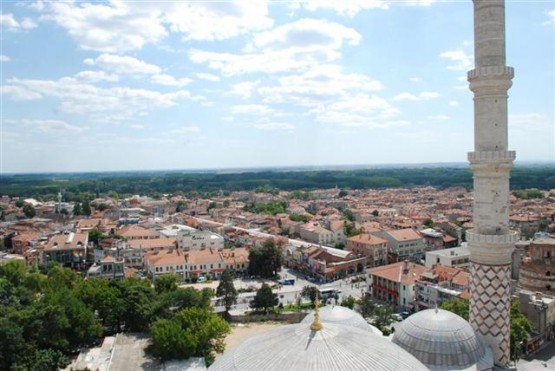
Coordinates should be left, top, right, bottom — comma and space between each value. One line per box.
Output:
1, 0, 554, 173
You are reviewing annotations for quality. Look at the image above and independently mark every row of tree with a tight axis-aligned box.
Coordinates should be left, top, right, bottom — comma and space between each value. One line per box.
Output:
3, 166, 554, 201
0, 261, 229, 370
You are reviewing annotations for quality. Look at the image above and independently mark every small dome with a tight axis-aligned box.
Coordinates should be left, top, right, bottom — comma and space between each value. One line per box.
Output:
392, 308, 493, 370
301, 305, 382, 335
210, 322, 427, 371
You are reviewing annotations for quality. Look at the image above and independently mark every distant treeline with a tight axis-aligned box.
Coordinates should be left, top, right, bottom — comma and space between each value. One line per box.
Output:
1, 165, 554, 201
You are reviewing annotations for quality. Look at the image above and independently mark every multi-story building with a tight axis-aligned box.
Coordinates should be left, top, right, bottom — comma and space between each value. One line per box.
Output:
176, 229, 224, 251
424, 245, 471, 270
519, 237, 555, 295
518, 291, 555, 355
144, 247, 249, 281
300, 223, 334, 246
346, 233, 388, 267
368, 261, 428, 310
39, 232, 88, 268
374, 228, 426, 262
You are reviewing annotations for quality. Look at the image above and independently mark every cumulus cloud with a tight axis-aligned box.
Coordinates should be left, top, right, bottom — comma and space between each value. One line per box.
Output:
151, 74, 192, 87
1, 13, 37, 31
75, 70, 119, 82
259, 65, 382, 107
194, 73, 220, 82
253, 122, 295, 131
290, 0, 437, 17
84, 54, 161, 75
190, 19, 361, 75
4, 77, 194, 121
232, 104, 274, 116
448, 100, 459, 107
545, 9, 555, 25
0, 55, 10, 62
22, 119, 88, 133
440, 49, 473, 71
393, 91, 440, 101
37, 1, 272, 52
226, 81, 261, 99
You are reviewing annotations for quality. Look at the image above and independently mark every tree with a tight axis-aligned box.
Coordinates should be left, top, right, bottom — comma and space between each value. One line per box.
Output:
340, 295, 357, 309
82, 201, 92, 216
360, 293, 377, 318
73, 202, 82, 216
510, 300, 532, 361
342, 209, 355, 222
248, 238, 282, 278
88, 228, 105, 247
440, 298, 469, 320
216, 270, 237, 312
338, 190, 348, 198
155, 273, 179, 294
374, 305, 394, 331
148, 308, 230, 364
251, 283, 278, 313
372, 209, 379, 217
17, 349, 69, 371
423, 218, 435, 228
300, 285, 319, 304
23, 204, 36, 218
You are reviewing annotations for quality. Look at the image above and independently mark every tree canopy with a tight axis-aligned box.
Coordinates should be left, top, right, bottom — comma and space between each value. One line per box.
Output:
216, 270, 237, 312
250, 283, 278, 313
248, 238, 283, 278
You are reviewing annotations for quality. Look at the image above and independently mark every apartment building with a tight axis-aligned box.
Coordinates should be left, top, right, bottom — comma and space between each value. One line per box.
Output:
346, 233, 388, 267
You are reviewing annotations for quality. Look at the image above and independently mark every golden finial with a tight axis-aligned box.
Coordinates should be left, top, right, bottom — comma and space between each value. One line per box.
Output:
310, 292, 323, 331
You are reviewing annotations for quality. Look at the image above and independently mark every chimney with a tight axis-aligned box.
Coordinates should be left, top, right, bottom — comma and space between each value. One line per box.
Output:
403, 260, 409, 274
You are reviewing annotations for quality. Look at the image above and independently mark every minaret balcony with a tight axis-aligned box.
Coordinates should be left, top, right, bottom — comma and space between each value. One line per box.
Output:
468, 150, 515, 164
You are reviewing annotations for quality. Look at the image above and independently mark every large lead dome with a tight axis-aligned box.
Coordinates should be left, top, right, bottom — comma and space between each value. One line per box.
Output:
392, 308, 493, 370
300, 305, 382, 335
210, 321, 427, 371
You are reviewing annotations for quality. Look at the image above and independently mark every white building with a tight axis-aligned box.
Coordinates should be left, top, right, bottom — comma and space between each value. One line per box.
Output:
176, 229, 224, 251
425, 245, 471, 269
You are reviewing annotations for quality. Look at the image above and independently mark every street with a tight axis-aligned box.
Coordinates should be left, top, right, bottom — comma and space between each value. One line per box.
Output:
516, 341, 555, 371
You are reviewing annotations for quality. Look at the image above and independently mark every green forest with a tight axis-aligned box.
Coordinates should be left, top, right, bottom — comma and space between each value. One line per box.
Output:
1, 165, 554, 201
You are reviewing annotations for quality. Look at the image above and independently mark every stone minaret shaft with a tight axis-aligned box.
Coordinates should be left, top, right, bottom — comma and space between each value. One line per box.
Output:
467, 0, 517, 367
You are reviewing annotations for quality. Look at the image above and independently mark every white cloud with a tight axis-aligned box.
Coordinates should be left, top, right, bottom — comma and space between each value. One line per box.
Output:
312, 94, 403, 128
151, 74, 192, 87
190, 19, 361, 75
194, 73, 220, 82
0, 55, 10, 62
5, 77, 194, 120
1, 85, 43, 100
290, 0, 437, 17
1, 13, 37, 31
22, 119, 88, 133
393, 91, 439, 101
38, 1, 272, 52
75, 70, 119, 82
259, 65, 382, 107
448, 100, 459, 107
440, 49, 473, 71
85, 54, 161, 75
545, 9, 555, 25
232, 104, 274, 116
165, 1, 273, 41
253, 122, 295, 131
227, 81, 261, 99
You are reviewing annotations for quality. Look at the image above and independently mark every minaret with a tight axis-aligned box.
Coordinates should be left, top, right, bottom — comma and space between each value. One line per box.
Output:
467, 0, 518, 367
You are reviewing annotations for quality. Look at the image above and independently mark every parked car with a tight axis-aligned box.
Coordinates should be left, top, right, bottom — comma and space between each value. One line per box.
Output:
392, 313, 403, 321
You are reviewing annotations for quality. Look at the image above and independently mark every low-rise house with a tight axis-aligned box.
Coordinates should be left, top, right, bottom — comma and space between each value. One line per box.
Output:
119, 225, 160, 240
87, 255, 125, 279
305, 246, 366, 281
346, 234, 388, 267
414, 265, 470, 310
11, 231, 40, 254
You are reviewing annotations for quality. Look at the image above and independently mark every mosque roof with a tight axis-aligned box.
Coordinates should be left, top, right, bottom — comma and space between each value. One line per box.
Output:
209, 321, 427, 371
300, 305, 382, 336
392, 308, 493, 370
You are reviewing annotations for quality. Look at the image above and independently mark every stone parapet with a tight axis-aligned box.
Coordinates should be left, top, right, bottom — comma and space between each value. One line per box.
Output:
467, 230, 518, 265
468, 66, 514, 80
468, 150, 515, 164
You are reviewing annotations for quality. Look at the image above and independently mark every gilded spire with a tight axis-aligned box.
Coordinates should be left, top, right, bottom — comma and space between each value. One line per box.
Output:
310, 292, 323, 331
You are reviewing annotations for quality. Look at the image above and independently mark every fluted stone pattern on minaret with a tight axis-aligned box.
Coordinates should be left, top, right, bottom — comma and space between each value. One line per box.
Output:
467, 0, 515, 367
